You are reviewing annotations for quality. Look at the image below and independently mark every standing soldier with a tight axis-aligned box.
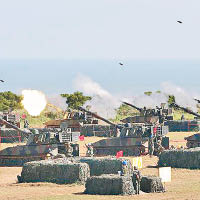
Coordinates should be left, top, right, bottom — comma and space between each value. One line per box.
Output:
85, 143, 94, 157
24, 119, 29, 128
156, 136, 164, 155
148, 132, 154, 156
181, 114, 185, 121
65, 142, 73, 157
122, 160, 128, 176
132, 166, 141, 195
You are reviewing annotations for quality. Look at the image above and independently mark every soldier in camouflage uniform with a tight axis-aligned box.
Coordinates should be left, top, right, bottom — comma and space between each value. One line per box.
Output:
132, 166, 141, 195
24, 119, 29, 128
65, 142, 73, 157
148, 134, 154, 157
86, 143, 94, 157
122, 160, 128, 176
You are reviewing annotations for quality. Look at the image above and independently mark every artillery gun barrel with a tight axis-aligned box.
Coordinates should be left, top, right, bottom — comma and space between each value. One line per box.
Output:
172, 103, 200, 118
78, 107, 116, 126
0, 118, 30, 136
122, 102, 143, 112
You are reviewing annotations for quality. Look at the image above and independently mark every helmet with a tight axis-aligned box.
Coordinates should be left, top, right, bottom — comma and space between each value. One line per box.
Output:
122, 160, 127, 165
31, 129, 39, 135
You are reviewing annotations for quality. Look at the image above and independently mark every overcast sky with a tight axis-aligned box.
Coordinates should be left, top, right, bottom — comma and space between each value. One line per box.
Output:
0, 0, 200, 95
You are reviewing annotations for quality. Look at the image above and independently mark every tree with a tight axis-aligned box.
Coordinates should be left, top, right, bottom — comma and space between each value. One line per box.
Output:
60, 91, 92, 109
0, 91, 23, 111
156, 90, 161, 93
114, 104, 139, 122
168, 95, 176, 106
144, 91, 152, 96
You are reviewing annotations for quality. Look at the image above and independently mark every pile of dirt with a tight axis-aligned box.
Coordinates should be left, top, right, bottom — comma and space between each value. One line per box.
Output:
18, 159, 90, 184
85, 174, 135, 195
158, 148, 200, 169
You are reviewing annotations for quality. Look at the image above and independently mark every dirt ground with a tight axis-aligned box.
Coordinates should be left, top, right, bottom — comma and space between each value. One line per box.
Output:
0, 132, 200, 200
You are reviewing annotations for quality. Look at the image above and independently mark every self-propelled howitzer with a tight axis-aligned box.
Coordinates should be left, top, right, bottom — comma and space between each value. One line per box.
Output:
122, 102, 143, 113
122, 102, 173, 124
0, 122, 80, 166
77, 107, 116, 127
171, 103, 200, 119
78, 107, 169, 156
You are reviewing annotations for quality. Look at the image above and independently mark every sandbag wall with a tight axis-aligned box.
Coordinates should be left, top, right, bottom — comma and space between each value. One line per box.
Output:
158, 148, 200, 169
76, 157, 133, 176
164, 120, 200, 132
81, 125, 116, 137
19, 159, 90, 184
85, 174, 135, 195
140, 176, 164, 193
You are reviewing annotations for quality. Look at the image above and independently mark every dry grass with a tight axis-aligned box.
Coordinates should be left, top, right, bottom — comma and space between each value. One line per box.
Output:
0, 132, 200, 200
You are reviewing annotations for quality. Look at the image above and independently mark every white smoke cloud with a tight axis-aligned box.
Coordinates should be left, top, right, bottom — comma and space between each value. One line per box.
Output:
74, 74, 121, 118
22, 90, 47, 116
161, 82, 197, 111
73, 75, 199, 118
47, 95, 67, 110
131, 93, 168, 109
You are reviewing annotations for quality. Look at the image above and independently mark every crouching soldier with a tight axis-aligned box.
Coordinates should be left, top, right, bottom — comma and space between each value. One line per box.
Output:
132, 166, 141, 195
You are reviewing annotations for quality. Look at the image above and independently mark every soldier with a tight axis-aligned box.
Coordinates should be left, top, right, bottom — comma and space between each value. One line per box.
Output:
122, 160, 128, 176
65, 142, 73, 157
181, 114, 185, 120
154, 136, 164, 156
132, 166, 141, 195
148, 132, 154, 157
85, 143, 94, 157
24, 119, 29, 128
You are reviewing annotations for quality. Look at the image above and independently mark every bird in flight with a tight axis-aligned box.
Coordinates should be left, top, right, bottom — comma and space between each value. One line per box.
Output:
0, 80, 4, 82
177, 21, 182, 24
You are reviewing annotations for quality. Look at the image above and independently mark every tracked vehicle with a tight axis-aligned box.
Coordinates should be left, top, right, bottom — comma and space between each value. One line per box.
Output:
0, 119, 80, 166
78, 106, 169, 156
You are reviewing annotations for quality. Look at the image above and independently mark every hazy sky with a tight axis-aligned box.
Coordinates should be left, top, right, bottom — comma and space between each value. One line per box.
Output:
0, 0, 200, 95
0, 0, 200, 59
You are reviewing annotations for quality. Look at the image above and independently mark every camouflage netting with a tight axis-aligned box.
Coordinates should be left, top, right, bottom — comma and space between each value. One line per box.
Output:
158, 148, 200, 169
18, 159, 90, 184
0, 157, 43, 167
164, 120, 200, 132
0, 128, 27, 143
140, 176, 164, 193
85, 174, 135, 195
81, 125, 115, 137
75, 157, 133, 176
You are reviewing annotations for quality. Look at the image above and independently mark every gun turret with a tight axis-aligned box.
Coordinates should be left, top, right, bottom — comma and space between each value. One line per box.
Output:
122, 102, 143, 112
0, 118, 30, 137
77, 107, 116, 126
171, 103, 200, 118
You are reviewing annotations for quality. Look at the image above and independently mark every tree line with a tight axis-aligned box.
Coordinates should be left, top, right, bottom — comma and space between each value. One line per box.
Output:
0, 91, 176, 112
